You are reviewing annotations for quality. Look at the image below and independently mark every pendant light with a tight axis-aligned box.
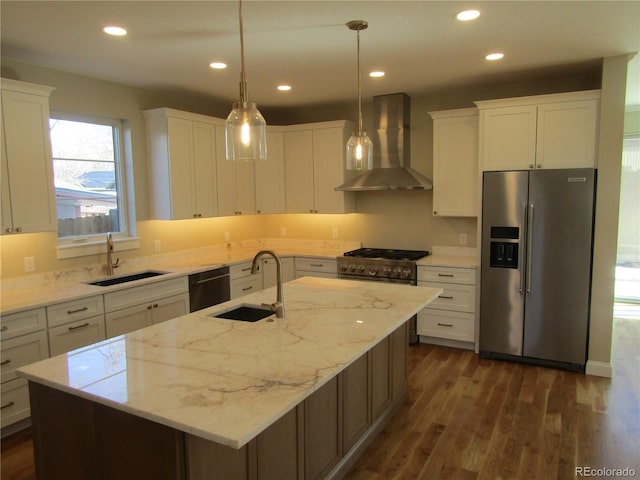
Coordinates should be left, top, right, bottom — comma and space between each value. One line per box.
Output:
345, 20, 373, 171
225, 0, 267, 161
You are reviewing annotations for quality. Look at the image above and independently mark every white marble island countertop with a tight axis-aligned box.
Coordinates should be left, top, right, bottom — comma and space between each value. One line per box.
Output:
18, 277, 441, 449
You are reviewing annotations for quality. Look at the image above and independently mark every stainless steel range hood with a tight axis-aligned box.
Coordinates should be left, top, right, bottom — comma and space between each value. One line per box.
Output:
336, 93, 432, 191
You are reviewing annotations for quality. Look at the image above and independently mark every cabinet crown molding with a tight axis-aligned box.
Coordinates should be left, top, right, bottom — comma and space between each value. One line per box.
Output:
474, 89, 601, 110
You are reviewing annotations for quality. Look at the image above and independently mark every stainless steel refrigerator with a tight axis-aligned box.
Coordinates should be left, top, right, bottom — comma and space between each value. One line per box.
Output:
479, 169, 596, 371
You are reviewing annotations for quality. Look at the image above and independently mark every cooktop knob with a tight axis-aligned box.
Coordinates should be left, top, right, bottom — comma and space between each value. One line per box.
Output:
402, 268, 412, 278
339, 263, 347, 272
393, 267, 402, 277
368, 267, 378, 276
349, 264, 356, 272
357, 264, 365, 273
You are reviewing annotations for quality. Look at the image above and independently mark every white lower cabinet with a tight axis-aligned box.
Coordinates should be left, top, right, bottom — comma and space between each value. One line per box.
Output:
46, 295, 106, 356
48, 315, 106, 357
104, 277, 189, 336
262, 257, 295, 289
230, 262, 263, 299
0, 319, 49, 428
417, 265, 477, 345
295, 257, 337, 279
105, 293, 190, 337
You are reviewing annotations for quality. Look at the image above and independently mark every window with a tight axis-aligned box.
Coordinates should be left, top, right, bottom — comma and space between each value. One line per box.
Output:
49, 115, 130, 242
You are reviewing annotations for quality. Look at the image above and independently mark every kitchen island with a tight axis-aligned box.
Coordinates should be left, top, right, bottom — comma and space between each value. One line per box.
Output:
18, 277, 441, 480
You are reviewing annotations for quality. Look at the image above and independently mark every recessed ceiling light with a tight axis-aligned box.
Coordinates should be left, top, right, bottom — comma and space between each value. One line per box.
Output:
103, 26, 127, 36
485, 52, 505, 61
456, 9, 480, 21
369, 71, 385, 78
209, 62, 227, 70
277, 85, 292, 92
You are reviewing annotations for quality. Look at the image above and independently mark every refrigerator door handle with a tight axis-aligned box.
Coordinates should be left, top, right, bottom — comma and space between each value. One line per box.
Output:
526, 203, 534, 293
519, 202, 528, 294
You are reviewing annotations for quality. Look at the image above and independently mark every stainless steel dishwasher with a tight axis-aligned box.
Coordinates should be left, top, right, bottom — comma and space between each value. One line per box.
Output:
188, 266, 231, 312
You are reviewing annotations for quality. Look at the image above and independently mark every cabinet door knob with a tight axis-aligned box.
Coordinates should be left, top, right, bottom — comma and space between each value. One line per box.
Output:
529, 164, 534, 169
15, 227, 22, 232
536, 164, 542, 168
433, 211, 437, 215
5, 227, 13, 233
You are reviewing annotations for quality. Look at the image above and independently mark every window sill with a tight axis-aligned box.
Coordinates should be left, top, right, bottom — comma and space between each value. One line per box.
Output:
55, 237, 140, 259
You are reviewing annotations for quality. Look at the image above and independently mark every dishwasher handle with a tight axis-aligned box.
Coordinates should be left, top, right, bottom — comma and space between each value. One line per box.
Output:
194, 273, 230, 285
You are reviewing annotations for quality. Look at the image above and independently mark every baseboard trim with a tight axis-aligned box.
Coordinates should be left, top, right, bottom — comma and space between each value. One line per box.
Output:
586, 360, 613, 378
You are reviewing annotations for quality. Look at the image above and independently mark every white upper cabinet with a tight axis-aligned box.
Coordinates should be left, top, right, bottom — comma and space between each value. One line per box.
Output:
284, 121, 354, 214
215, 125, 256, 216
429, 108, 479, 217
255, 128, 286, 214
144, 108, 219, 220
1, 79, 57, 235
476, 90, 600, 171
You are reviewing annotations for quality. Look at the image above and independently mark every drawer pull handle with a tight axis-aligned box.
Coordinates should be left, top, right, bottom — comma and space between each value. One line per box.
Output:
310, 264, 323, 267
437, 322, 454, 327
242, 286, 253, 291
0, 325, 8, 332
241, 267, 252, 272
438, 274, 454, 277
1, 401, 15, 410
67, 306, 89, 315
438, 295, 454, 299
68, 322, 90, 331
0, 359, 11, 366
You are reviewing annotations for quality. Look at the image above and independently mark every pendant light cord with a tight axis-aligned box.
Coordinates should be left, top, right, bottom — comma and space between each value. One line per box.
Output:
238, 0, 248, 103
356, 29, 363, 136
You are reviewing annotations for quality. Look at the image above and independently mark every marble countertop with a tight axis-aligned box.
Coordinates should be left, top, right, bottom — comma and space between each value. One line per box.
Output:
18, 277, 441, 449
0, 241, 357, 315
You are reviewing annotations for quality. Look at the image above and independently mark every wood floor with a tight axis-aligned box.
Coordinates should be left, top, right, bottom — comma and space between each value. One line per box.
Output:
2, 316, 638, 480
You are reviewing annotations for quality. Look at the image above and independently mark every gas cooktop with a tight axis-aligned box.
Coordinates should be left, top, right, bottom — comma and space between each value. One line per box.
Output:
343, 248, 430, 261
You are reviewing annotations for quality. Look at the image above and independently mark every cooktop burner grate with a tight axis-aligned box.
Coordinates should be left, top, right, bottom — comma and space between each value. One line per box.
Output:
343, 248, 430, 261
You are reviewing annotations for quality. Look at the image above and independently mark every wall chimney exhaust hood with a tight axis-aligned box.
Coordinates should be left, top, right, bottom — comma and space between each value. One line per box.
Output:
336, 93, 432, 191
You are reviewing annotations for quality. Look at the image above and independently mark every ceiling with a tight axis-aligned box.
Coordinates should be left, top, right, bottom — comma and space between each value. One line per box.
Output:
1, 1, 639, 108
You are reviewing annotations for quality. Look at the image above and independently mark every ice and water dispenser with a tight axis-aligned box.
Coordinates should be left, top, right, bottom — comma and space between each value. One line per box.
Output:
489, 226, 519, 269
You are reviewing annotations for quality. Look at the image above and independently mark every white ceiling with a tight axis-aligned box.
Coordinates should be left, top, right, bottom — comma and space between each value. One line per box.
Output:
1, 1, 639, 108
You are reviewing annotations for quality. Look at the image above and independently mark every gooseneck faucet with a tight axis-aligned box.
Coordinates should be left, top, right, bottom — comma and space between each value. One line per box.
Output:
106, 232, 120, 275
251, 250, 285, 318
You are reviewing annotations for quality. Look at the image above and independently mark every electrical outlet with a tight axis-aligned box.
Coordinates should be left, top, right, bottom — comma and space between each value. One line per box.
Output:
459, 233, 468, 245
332, 228, 339, 239
154, 240, 161, 252
280, 227, 287, 237
24, 256, 35, 272
224, 231, 230, 242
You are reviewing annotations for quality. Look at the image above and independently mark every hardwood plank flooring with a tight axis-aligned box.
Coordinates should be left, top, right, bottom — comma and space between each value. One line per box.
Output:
1, 316, 638, 480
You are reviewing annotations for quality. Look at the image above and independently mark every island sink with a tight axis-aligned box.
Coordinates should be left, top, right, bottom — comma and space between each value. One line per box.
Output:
210, 304, 275, 322
86, 270, 166, 287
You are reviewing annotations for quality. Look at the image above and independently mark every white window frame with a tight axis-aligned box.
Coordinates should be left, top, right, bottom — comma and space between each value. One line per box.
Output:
49, 112, 139, 259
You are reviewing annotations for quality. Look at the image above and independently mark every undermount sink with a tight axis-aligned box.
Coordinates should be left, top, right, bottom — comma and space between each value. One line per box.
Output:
87, 270, 167, 287
210, 304, 275, 322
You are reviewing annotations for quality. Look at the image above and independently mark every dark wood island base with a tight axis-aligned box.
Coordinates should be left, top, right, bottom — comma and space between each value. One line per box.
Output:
28, 323, 409, 480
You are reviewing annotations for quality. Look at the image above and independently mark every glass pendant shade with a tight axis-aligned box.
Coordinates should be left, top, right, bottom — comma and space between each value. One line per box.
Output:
346, 132, 373, 171
225, 101, 267, 161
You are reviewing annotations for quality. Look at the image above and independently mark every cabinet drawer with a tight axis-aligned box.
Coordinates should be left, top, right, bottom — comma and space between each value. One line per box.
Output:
1, 330, 49, 383
47, 295, 104, 327
0, 378, 30, 428
417, 309, 474, 342
48, 315, 106, 356
230, 262, 256, 280
417, 266, 475, 285
420, 282, 475, 313
230, 275, 262, 299
295, 257, 336, 274
104, 277, 188, 312
0, 307, 46, 339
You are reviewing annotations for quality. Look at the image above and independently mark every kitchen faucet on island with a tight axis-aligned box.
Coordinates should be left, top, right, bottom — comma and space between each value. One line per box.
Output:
251, 250, 285, 318
106, 232, 120, 275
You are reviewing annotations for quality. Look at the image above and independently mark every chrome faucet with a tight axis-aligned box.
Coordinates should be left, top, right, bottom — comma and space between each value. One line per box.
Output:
106, 232, 120, 275
251, 250, 285, 318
